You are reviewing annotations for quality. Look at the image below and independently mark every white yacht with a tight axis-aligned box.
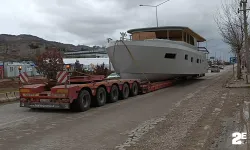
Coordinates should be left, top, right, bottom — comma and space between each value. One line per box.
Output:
106, 26, 209, 81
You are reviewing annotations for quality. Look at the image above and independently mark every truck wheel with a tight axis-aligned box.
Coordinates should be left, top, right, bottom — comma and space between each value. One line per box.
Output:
121, 83, 130, 100
108, 85, 119, 103
72, 89, 91, 112
95, 87, 107, 107
130, 82, 139, 96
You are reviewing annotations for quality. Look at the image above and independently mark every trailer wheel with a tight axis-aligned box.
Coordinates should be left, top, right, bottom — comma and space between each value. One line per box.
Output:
108, 85, 119, 103
121, 83, 130, 100
95, 87, 107, 107
130, 82, 139, 96
72, 89, 91, 112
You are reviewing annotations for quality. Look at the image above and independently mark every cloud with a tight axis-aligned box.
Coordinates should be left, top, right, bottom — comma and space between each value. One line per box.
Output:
0, 0, 233, 59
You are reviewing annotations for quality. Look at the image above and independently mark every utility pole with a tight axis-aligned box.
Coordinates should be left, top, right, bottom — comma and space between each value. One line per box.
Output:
243, 0, 250, 73
239, 0, 250, 73
156, 7, 158, 27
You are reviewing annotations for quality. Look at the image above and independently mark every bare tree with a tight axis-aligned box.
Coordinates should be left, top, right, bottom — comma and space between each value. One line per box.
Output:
214, 0, 244, 79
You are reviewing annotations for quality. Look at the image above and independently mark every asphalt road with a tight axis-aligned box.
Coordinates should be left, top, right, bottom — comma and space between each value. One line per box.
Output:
0, 66, 232, 150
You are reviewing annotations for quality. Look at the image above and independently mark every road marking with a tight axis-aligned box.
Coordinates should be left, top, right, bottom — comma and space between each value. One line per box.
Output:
175, 85, 208, 107
116, 84, 210, 150
115, 116, 166, 150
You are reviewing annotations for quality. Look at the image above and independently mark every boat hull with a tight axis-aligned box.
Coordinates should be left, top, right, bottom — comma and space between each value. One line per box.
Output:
106, 40, 208, 81
118, 73, 188, 81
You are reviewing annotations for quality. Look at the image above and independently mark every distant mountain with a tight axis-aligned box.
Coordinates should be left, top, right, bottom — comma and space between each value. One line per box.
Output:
0, 34, 92, 61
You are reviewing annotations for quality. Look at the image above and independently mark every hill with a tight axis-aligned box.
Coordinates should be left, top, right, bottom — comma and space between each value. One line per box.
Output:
0, 34, 92, 61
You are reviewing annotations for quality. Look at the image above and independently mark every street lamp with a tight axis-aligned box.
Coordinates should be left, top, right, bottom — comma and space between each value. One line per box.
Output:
140, 0, 171, 27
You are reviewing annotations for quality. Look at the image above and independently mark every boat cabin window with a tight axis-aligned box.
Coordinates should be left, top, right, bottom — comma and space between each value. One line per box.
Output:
197, 59, 199, 63
185, 54, 188, 60
190, 36, 194, 45
165, 53, 176, 59
191, 57, 193, 62
168, 30, 183, 41
131, 29, 199, 46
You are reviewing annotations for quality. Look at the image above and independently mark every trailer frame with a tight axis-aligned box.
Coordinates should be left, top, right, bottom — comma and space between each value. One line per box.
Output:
19, 70, 179, 111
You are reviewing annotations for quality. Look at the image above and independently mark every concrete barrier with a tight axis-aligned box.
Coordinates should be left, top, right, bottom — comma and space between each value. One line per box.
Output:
6, 92, 17, 101
14, 91, 20, 99
0, 93, 8, 103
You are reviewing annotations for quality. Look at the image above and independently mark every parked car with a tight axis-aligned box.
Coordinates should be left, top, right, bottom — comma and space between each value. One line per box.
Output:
211, 65, 220, 72
106, 72, 120, 79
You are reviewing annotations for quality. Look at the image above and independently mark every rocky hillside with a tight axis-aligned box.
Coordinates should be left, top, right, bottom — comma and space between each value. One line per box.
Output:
0, 34, 92, 61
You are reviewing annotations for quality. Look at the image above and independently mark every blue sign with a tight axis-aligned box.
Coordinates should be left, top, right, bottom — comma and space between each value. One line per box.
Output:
30, 62, 37, 67
230, 57, 237, 63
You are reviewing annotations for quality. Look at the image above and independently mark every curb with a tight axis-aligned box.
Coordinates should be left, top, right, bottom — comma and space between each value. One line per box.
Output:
226, 85, 250, 88
225, 82, 250, 88
14, 91, 20, 99
0, 91, 19, 104
0, 93, 8, 103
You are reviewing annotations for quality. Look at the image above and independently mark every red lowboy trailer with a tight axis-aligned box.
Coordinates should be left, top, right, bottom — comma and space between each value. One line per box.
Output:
19, 70, 175, 112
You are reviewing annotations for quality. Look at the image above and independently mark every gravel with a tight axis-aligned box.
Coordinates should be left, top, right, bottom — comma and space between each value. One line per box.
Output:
124, 71, 234, 150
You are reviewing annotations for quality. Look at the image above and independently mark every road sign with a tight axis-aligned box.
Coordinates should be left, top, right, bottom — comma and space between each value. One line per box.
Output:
230, 57, 237, 63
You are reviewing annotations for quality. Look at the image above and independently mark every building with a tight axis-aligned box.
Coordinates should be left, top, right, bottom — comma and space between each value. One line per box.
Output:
64, 48, 108, 58
63, 58, 114, 71
1, 57, 114, 78
0, 61, 3, 79
4, 61, 39, 78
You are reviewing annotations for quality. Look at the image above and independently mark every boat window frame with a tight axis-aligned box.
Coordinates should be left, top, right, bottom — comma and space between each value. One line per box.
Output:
197, 59, 199, 63
164, 53, 176, 59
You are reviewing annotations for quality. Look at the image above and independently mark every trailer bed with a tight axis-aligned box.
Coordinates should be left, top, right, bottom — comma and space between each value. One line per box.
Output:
19, 71, 204, 112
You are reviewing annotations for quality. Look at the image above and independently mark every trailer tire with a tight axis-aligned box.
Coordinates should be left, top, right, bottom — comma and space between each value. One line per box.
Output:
130, 82, 139, 96
70, 90, 91, 112
95, 87, 107, 107
121, 83, 130, 100
108, 85, 119, 103
72, 89, 91, 112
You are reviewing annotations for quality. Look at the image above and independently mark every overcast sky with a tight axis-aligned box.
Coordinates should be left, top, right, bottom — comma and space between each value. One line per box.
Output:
0, 0, 242, 60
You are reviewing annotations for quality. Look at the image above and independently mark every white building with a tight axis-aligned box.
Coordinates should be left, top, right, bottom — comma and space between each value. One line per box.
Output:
4, 61, 39, 78
64, 49, 108, 58
63, 58, 114, 71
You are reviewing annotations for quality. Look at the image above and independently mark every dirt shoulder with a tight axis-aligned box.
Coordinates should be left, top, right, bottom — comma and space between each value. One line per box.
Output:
125, 70, 248, 150
0, 80, 19, 93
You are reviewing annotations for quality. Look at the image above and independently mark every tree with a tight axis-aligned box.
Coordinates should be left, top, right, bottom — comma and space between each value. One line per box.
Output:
208, 60, 212, 66
214, 0, 244, 79
93, 63, 109, 76
35, 48, 64, 80
28, 43, 40, 49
